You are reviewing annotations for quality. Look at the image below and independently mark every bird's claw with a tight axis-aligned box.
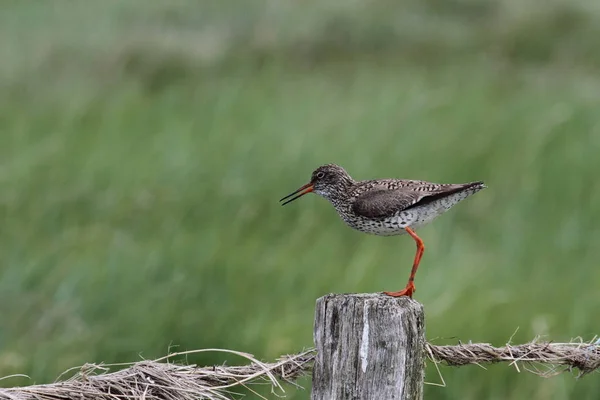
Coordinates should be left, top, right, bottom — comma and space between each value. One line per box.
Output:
383, 282, 416, 298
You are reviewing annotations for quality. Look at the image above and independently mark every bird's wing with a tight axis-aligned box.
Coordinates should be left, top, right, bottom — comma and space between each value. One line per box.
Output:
351, 182, 478, 219
351, 188, 425, 219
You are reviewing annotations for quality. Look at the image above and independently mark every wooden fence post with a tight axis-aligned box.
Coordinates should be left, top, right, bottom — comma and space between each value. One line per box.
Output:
311, 293, 425, 400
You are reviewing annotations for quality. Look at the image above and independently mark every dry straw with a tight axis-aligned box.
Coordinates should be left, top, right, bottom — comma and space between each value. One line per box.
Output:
427, 336, 600, 378
0, 338, 598, 400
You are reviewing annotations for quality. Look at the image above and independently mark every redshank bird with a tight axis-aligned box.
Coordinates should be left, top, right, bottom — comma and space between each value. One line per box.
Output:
280, 164, 486, 298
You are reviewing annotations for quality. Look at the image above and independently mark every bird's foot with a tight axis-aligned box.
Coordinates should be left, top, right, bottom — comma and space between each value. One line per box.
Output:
383, 282, 415, 298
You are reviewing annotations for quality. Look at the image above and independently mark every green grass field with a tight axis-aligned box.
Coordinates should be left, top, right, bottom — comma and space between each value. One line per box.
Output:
1, 1, 600, 399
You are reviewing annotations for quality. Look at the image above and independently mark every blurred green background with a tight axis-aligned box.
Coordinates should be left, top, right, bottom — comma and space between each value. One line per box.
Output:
1, 0, 600, 399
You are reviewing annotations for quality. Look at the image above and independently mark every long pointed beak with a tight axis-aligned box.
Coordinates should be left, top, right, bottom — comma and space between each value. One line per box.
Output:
279, 182, 314, 206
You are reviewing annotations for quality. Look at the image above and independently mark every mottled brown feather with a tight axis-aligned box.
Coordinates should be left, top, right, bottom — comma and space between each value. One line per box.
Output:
352, 182, 483, 219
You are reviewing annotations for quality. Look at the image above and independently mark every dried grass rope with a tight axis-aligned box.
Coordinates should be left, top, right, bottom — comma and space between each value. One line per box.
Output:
1, 338, 598, 400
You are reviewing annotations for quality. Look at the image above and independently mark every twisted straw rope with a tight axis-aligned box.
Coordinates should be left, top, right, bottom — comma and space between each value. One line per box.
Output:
0, 339, 598, 400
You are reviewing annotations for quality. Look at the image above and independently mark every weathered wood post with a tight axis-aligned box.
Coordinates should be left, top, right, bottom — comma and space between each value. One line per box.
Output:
311, 293, 425, 400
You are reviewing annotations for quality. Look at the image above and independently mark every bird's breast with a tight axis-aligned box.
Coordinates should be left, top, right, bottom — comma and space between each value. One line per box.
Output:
340, 213, 412, 236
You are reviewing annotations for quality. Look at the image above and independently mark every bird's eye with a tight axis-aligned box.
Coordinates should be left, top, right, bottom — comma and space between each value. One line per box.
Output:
316, 171, 325, 179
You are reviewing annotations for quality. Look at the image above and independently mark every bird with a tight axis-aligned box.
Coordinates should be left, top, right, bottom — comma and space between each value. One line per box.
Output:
279, 164, 486, 298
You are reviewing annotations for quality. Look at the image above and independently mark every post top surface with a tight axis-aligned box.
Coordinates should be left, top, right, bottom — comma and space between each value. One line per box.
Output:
316, 292, 423, 311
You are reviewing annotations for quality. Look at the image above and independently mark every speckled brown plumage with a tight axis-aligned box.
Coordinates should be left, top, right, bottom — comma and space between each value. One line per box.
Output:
280, 164, 486, 298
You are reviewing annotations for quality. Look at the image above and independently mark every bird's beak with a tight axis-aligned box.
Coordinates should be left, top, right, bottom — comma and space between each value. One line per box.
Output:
280, 182, 314, 206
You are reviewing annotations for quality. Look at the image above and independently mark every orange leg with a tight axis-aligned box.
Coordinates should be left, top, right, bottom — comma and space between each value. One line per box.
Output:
384, 227, 425, 298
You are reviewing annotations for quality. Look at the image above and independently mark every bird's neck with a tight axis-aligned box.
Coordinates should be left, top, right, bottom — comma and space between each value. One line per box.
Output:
323, 179, 354, 208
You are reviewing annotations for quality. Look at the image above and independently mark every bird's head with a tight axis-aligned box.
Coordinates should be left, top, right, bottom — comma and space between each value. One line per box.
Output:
280, 164, 353, 205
